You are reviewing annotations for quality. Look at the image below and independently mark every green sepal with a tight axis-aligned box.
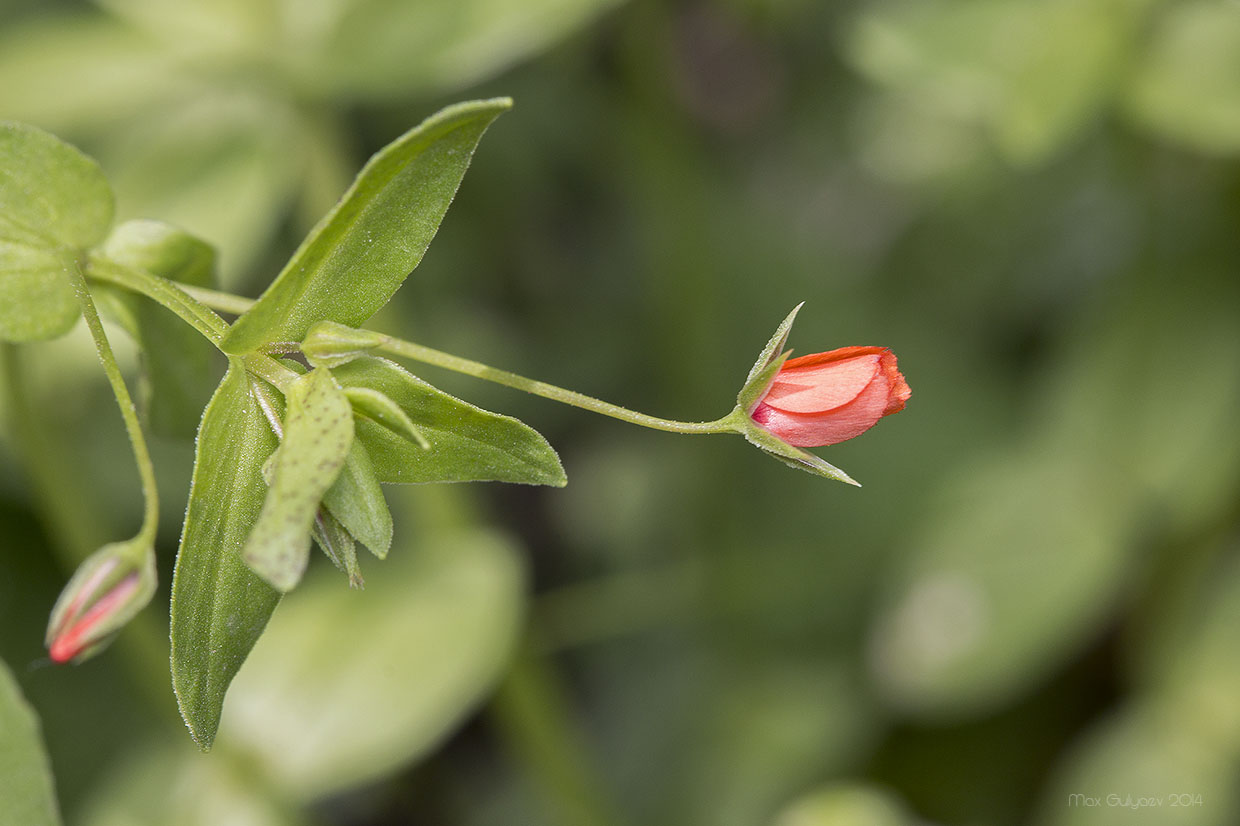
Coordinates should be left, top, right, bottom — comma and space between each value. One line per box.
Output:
321, 439, 393, 560
736, 302, 802, 408
729, 407, 860, 486
333, 356, 565, 487
241, 367, 355, 592
170, 362, 281, 750
0, 121, 114, 342
344, 385, 430, 449
313, 507, 364, 589
737, 349, 792, 413
302, 320, 389, 368
221, 99, 512, 353
92, 220, 220, 437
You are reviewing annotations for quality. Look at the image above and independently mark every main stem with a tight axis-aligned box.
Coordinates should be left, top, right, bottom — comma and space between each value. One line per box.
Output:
66, 260, 159, 544
379, 338, 736, 435
104, 273, 741, 435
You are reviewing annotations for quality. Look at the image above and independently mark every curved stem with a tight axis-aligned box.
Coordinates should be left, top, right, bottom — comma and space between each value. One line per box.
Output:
85, 257, 299, 391
179, 283, 257, 317
65, 260, 159, 544
379, 337, 737, 435
108, 277, 738, 434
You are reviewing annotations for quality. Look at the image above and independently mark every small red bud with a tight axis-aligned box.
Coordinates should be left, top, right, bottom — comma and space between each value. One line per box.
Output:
45, 540, 156, 664
750, 347, 910, 447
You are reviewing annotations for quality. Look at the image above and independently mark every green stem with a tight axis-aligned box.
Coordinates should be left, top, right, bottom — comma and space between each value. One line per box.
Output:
180, 283, 258, 317
65, 260, 159, 545
85, 257, 299, 391
88, 255, 228, 345
96, 273, 739, 434
378, 337, 737, 435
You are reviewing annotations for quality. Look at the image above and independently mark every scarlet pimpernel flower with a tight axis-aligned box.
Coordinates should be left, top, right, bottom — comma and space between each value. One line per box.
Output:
728, 304, 911, 485
750, 347, 910, 447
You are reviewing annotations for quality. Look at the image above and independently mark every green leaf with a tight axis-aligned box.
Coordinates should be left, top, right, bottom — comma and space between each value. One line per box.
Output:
321, 439, 393, 559
75, 741, 306, 826
869, 448, 1133, 719
95, 219, 220, 437
241, 367, 354, 592
1125, 1, 1240, 155
0, 657, 62, 826
0, 16, 192, 135
772, 783, 917, 826
308, 0, 624, 101
222, 99, 511, 353
171, 363, 281, 750
217, 524, 524, 801
333, 356, 565, 487
0, 122, 113, 342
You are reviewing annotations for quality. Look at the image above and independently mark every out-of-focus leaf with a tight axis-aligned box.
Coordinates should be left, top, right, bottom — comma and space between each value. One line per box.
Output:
94, 0, 274, 58
333, 356, 565, 487
222, 99, 511, 353
771, 782, 917, 826
102, 93, 302, 285
1126, 1, 1240, 155
171, 363, 280, 750
241, 368, 354, 592
1033, 707, 1240, 826
1039, 273, 1240, 535
0, 657, 62, 826
1143, 548, 1240, 753
76, 741, 305, 826
321, 439, 392, 559
0, 122, 113, 342
674, 661, 880, 826
218, 525, 525, 801
95, 219, 220, 437
846, 0, 1142, 164
869, 449, 1133, 718
0, 16, 190, 134
303, 0, 624, 100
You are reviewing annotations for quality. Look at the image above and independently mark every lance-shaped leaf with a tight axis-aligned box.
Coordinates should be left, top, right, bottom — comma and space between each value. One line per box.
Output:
0, 657, 62, 826
0, 121, 113, 342
170, 363, 280, 750
241, 367, 354, 592
333, 356, 565, 487
93, 219, 220, 437
322, 439, 393, 560
221, 99, 512, 353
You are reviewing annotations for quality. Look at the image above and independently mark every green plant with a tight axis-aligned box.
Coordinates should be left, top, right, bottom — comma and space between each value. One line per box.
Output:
1, 97, 909, 785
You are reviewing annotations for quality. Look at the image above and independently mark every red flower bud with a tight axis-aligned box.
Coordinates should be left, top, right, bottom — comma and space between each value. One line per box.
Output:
45, 540, 156, 664
750, 346, 910, 447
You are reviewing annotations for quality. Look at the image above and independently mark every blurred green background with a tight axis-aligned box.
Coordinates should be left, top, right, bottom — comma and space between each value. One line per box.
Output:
2, 0, 1239, 824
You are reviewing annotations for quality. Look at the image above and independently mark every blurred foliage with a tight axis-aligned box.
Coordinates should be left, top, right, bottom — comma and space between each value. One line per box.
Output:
2, 0, 1240, 825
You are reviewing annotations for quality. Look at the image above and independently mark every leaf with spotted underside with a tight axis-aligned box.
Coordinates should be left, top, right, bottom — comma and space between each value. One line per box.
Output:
241, 367, 354, 592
